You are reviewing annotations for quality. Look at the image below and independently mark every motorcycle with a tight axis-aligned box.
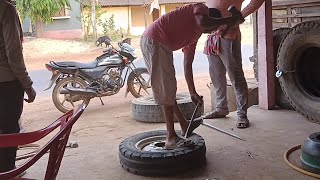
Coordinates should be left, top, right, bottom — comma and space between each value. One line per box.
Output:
45, 40, 151, 113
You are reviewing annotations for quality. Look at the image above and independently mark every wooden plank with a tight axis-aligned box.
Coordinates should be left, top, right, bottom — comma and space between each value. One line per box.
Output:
258, 0, 275, 109
287, 6, 292, 28
273, 12, 320, 19
272, 0, 320, 7
272, 2, 320, 9
272, 22, 301, 28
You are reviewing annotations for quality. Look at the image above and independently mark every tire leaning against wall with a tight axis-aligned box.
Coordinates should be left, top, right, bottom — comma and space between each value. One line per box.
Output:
273, 28, 293, 110
277, 21, 320, 123
252, 28, 292, 109
131, 93, 204, 123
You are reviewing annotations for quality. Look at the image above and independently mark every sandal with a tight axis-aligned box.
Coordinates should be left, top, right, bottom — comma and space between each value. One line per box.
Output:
202, 110, 229, 119
237, 116, 250, 128
164, 136, 194, 150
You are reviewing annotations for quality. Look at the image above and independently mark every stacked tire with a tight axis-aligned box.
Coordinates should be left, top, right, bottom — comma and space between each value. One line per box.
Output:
131, 93, 204, 123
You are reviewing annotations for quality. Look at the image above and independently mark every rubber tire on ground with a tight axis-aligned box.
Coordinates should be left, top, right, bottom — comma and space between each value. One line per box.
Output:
131, 93, 204, 123
273, 28, 293, 110
277, 21, 320, 123
119, 130, 206, 176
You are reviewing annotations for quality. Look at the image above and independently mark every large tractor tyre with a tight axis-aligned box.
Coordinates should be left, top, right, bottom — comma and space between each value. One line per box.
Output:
273, 28, 293, 110
132, 93, 204, 123
119, 130, 206, 176
277, 21, 320, 124
252, 28, 292, 109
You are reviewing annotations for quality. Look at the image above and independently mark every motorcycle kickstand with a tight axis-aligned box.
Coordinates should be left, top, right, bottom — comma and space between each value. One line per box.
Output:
99, 97, 105, 105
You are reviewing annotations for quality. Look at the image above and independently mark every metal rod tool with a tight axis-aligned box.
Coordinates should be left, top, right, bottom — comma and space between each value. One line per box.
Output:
201, 119, 246, 141
184, 97, 203, 138
184, 97, 245, 141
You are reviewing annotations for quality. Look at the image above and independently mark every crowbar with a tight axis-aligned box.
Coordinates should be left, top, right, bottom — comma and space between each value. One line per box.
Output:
201, 118, 246, 141
184, 99, 202, 139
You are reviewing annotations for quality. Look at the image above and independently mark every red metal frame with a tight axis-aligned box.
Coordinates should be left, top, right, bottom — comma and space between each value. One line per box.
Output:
0, 104, 86, 180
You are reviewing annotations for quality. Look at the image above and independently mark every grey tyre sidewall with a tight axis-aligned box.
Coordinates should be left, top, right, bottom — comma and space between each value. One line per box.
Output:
52, 77, 90, 113
132, 93, 204, 123
277, 22, 320, 122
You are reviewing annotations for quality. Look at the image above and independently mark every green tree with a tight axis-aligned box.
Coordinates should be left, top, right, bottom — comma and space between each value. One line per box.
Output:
16, 0, 70, 38
76, 0, 104, 41
99, 15, 127, 40
99, 14, 115, 36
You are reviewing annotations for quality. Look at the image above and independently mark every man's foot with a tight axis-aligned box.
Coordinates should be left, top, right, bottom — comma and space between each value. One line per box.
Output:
181, 118, 203, 137
165, 135, 193, 149
237, 116, 249, 128
202, 110, 229, 119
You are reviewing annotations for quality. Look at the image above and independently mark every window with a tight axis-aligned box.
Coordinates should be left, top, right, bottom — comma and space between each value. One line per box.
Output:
52, 6, 70, 19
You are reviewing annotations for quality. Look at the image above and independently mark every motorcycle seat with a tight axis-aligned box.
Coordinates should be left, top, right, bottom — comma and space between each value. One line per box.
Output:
53, 61, 98, 69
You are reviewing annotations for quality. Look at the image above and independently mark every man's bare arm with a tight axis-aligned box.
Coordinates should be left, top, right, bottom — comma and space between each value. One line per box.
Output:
184, 50, 196, 94
183, 49, 203, 104
241, 0, 266, 18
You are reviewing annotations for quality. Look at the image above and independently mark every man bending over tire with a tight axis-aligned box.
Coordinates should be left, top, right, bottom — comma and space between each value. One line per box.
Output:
140, 3, 244, 149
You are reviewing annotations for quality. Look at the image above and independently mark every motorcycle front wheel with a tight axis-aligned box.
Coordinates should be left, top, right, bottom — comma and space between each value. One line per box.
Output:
127, 67, 151, 98
52, 77, 90, 113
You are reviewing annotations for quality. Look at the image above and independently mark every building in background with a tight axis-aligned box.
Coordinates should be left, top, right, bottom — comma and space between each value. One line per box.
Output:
98, 0, 205, 36
21, 0, 82, 39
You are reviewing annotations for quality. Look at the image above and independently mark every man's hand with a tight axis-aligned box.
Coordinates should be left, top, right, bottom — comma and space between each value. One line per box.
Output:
190, 93, 203, 106
24, 86, 36, 103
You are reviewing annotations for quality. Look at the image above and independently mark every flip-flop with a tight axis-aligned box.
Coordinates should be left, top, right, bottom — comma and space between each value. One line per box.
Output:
164, 136, 194, 150
202, 110, 229, 119
236, 117, 249, 129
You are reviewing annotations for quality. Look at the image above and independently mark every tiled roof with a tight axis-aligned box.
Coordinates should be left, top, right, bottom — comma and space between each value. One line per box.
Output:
98, 0, 205, 7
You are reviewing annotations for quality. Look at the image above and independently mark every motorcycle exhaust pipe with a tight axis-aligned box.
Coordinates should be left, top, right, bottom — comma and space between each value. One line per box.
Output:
60, 87, 97, 97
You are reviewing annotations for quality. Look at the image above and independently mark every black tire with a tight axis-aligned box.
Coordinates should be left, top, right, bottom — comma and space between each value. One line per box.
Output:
119, 130, 206, 176
252, 28, 292, 109
273, 28, 293, 110
127, 67, 151, 98
52, 77, 90, 113
277, 21, 320, 123
132, 93, 204, 123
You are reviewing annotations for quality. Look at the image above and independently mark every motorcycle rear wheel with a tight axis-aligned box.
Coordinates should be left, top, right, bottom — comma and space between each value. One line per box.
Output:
52, 77, 90, 113
127, 68, 151, 98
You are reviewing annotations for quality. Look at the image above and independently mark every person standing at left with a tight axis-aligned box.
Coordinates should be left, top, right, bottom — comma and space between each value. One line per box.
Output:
0, 0, 36, 172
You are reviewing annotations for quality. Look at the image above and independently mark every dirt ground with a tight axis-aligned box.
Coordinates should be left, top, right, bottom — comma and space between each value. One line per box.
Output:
16, 31, 319, 179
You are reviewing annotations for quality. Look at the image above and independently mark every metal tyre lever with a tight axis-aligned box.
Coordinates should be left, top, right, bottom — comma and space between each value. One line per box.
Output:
201, 119, 246, 141
184, 97, 203, 139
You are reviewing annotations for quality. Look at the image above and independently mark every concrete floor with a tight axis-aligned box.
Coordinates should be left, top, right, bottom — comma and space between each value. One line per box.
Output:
20, 103, 319, 180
